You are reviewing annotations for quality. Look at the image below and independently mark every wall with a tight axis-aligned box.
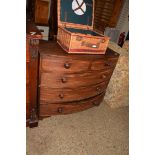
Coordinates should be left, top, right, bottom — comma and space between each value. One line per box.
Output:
116, 0, 129, 38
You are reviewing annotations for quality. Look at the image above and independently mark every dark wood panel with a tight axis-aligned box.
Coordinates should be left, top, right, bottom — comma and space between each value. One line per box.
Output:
40, 82, 107, 103
108, 0, 124, 27
94, 0, 124, 32
39, 93, 105, 117
35, 0, 49, 25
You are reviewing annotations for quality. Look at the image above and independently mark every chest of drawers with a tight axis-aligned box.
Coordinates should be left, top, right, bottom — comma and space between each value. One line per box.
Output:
38, 41, 119, 118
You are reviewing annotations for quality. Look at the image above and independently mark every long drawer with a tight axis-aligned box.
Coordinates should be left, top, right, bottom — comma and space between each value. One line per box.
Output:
39, 93, 105, 117
40, 56, 90, 73
40, 55, 118, 73
40, 82, 107, 103
40, 69, 113, 89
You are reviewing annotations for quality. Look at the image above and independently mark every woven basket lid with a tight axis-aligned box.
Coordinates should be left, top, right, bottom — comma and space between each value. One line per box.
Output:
58, 0, 94, 29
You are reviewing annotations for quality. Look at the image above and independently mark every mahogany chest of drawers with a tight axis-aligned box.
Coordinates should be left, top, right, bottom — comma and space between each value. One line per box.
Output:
38, 41, 119, 118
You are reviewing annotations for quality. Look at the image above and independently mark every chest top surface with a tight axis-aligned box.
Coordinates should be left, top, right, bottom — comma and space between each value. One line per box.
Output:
39, 41, 119, 59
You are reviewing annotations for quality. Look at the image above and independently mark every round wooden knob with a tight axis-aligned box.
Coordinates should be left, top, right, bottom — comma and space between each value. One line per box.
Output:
61, 77, 67, 83
59, 93, 64, 99
101, 74, 106, 79
57, 107, 63, 113
92, 101, 99, 106
104, 63, 111, 67
64, 62, 70, 69
96, 87, 101, 92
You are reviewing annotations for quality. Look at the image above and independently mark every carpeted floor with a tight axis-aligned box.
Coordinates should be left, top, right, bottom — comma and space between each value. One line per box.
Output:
26, 101, 129, 155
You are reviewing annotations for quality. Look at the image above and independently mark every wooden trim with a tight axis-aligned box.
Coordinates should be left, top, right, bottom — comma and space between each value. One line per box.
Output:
69, 49, 105, 53
28, 39, 40, 127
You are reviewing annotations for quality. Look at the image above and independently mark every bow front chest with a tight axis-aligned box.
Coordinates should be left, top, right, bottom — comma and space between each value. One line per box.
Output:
38, 41, 119, 118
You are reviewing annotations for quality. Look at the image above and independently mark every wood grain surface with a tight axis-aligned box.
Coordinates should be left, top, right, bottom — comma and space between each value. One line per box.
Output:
38, 41, 119, 118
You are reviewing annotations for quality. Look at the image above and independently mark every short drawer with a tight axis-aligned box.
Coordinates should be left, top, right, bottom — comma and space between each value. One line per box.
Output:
40, 82, 107, 103
39, 93, 104, 117
40, 69, 113, 89
91, 58, 118, 71
40, 56, 90, 73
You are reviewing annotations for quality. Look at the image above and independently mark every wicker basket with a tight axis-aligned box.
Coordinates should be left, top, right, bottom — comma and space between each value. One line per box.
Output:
57, 0, 110, 54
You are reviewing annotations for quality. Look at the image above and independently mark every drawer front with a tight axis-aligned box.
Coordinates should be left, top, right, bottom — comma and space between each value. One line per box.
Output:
26, 63, 29, 84
40, 69, 113, 89
40, 56, 90, 73
39, 93, 104, 117
40, 82, 107, 103
91, 58, 118, 71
